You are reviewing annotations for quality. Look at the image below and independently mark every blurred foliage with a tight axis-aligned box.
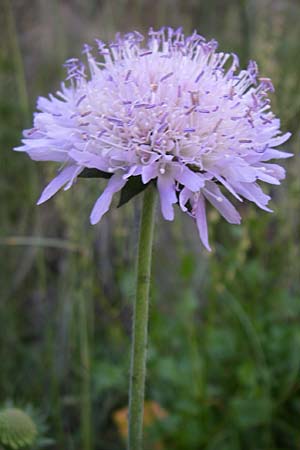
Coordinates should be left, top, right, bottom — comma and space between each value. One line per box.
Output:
1, 0, 300, 449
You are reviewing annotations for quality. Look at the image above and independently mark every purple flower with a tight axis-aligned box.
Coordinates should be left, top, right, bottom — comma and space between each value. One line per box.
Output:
15, 28, 292, 250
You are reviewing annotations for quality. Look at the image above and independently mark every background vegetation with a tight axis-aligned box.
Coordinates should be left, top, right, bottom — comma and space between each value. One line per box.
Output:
1, 0, 300, 449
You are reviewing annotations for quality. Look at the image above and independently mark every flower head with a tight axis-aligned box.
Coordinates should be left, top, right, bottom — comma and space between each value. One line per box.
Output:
0, 408, 38, 449
15, 27, 292, 249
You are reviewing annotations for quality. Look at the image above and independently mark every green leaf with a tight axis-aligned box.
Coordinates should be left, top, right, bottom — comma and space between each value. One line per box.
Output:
79, 168, 112, 179
117, 176, 150, 208
230, 396, 272, 428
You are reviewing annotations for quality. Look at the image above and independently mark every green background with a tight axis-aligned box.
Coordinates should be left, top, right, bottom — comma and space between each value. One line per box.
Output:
1, 0, 300, 449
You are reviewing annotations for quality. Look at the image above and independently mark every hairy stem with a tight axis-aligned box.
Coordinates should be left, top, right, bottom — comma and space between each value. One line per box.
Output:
128, 186, 156, 450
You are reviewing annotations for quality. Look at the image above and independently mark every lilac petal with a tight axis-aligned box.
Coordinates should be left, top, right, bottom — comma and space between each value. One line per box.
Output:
233, 182, 272, 212
173, 166, 205, 191
268, 132, 292, 147
14, 141, 68, 162
214, 174, 243, 201
28, 148, 68, 162
37, 96, 54, 113
90, 173, 126, 224
245, 149, 293, 165
179, 187, 191, 212
262, 163, 286, 180
109, 150, 133, 164
13, 144, 28, 152
157, 175, 177, 221
223, 163, 258, 183
70, 150, 109, 172
37, 165, 79, 205
203, 182, 241, 224
123, 165, 139, 179
195, 194, 211, 251
260, 149, 293, 161
64, 166, 83, 190
141, 164, 158, 184
256, 170, 280, 185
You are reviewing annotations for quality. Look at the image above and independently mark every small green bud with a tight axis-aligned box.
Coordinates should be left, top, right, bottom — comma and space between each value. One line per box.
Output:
0, 408, 37, 449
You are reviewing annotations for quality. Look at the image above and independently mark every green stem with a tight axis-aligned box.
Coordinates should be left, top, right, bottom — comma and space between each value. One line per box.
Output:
78, 253, 93, 450
128, 186, 157, 450
79, 291, 92, 450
